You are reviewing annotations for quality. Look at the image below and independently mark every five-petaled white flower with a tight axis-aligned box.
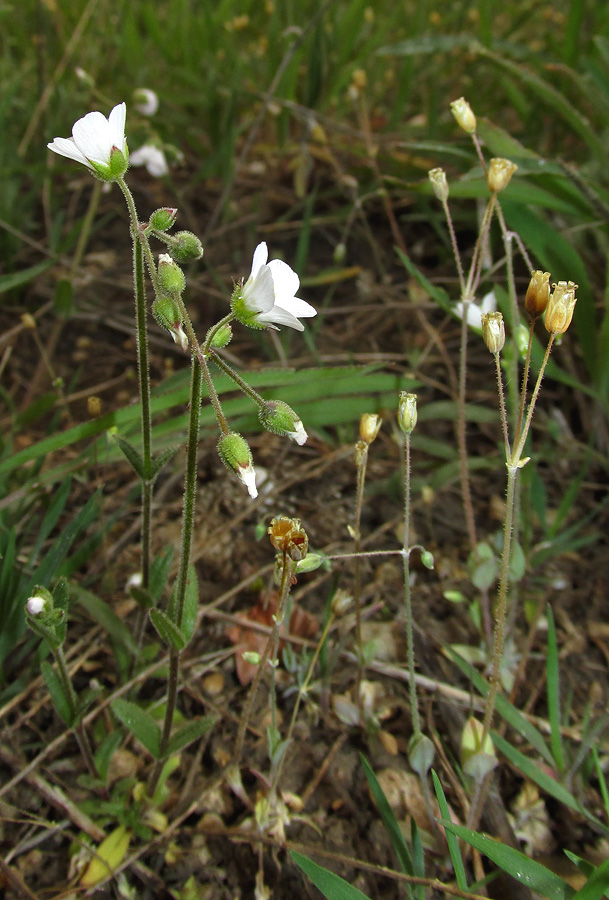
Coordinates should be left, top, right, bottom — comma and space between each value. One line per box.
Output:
232, 242, 316, 332
129, 143, 168, 177
47, 102, 128, 181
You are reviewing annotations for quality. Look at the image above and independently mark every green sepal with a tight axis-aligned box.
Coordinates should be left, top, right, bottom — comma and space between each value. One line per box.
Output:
41, 659, 74, 726
149, 607, 186, 651
110, 698, 161, 758
114, 434, 146, 479
166, 715, 217, 756
28, 615, 61, 650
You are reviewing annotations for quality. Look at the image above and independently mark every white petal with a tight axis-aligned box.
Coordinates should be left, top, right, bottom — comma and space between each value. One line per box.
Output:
481, 290, 497, 314
273, 294, 317, 318
257, 306, 304, 331
244, 265, 275, 313
288, 422, 308, 445
130, 144, 168, 176
268, 258, 300, 298
250, 242, 268, 279
47, 137, 91, 167
108, 102, 127, 151
72, 111, 113, 165
240, 465, 258, 498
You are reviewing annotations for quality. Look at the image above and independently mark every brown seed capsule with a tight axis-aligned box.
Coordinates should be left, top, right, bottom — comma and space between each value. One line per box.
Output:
87, 396, 102, 417
545, 281, 578, 335
359, 413, 382, 445
525, 270, 551, 319
428, 167, 449, 202
481, 311, 505, 354
450, 97, 476, 134
268, 516, 308, 562
487, 158, 518, 193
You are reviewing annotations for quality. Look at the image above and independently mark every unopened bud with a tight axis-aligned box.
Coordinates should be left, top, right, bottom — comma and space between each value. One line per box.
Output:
525, 270, 550, 319
268, 516, 308, 562
157, 254, 185, 295
168, 231, 204, 264
259, 401, 307, 445
21, 313, 37, 330
359, 413, 382, 445
450, 97, 476, 133
133, 87, 159, 117
152, 296, 188, 351
481, 311, 505, 354
545, 281, 578, 335
408, 733, 435, 777
428, 167, 449, 202
487, 158, 518, 193
398, 392, 417, 435
149, 207, 178, 232
26, 595, 46, 616
217, 432, 257, 498
208, 323, 233, 349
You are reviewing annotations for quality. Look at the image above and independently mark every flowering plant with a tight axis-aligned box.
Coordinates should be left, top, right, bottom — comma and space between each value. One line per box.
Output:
47, 102, 128, 181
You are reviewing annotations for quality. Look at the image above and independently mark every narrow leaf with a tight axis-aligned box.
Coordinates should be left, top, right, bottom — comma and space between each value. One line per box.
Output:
113, 434, 146, 479
149, 447, 177, 482
546, 605, 565, 772
74, 587, 138, 655
166, 715, 217, 756
290, 852, 373, 900
94, 730, 123, 783
442, 821, 574, 900
432, 771, 467, 891
41, 659, 74, 726
111, 698, 161, 758
149, 607, 186, 651
571, 857, 609, 900
360, 754, 414, 880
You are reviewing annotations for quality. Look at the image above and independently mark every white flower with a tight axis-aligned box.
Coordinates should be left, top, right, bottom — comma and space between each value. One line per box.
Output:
47, 102, 128, 181
26, 596, 46, 616
133, 88, 159, 117
288, 421, 308, 445
455, 290, 496, 331
129, 143, 168, 177
233, 242, 316, 332
240, 462, 258, 499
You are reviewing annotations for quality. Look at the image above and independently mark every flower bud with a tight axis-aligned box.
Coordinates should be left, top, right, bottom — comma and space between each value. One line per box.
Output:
157, 253, 185, 295
487, 158, 518, 193
481, 311, 505, 354
26, 595, 47, 616
359, 413, 382, 445
133, 87, 159, 117
217, 432, 257, 498
259, 401, 307, 445
87, 396, 102, 418
525, 270, 550, 319
149, 207, 178, 233
545, 281, 578, 335
152, 296, 189, 352
268, 516, 308, 562
408, 733, 435, 777
331, 589, 353, 617
168, 231, 204, 264
450, 97, 476, 133
398, 392, 417, 435
208, 323, 233, 349
428, 167, 449, 202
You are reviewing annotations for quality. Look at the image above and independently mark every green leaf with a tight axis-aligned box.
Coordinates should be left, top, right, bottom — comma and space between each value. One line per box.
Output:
571, 857, 609, 900
166, 716, 217, 756
53, 277, 74, 318
149, 608, 186, 651
181, 566, 198, 644
130, 585, 155, 610
111, 698, 161, 758
432, 771, 467, 891
360, 755, 415, 883
94, 730, 123, 783
0, 259, 54, 293
546, 605, 565, 773
149, 447, 177, 482
74, 587, 138, 655
290, 852, 373, 900
441, 821, 574, 900
41, 659, 74, 726
149, 547, 175, 603
113, 434, 146, 479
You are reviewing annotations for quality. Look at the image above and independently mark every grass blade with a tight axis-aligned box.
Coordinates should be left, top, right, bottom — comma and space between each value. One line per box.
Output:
360, 754, 414, 883
546, 605, 565, 773
431, 770, 467, 891
290, 852, 372, 900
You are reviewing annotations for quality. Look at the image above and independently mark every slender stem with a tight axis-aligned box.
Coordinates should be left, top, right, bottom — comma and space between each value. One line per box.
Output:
493, 353, 511, 460
200, 354, 230, 435
514, 319, 537, 450
402, 433, 421, 738
209, 349, 266, 409
353, 443, 368, 708
233, 556, 294, 768
53, 645, 98, 779
147, 357, 203, 797
441, 199, 465, 297
456, 300, 478, 559
512, 335, 555, 465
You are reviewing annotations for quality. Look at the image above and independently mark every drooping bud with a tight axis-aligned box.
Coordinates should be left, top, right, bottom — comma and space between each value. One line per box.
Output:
149, 207, 178, 233
487, 158, 518, 193
208, 323, 233, 349
398, 392, 418, 435
259, 401, 307, 445
359, 413, 382, 445
408, 733, 435, 777
217, 433, 257, 498
545, 281, 578, 335
525, 270, 551, 319
168, 231, 204, 264
152, 296, 189, 352
157, 253, 185, 295
450, 97, 476, 134
481, 311, 505, 354
268, 516, 308, 562
428, 167, 449, 202
133, 87, 159, 117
